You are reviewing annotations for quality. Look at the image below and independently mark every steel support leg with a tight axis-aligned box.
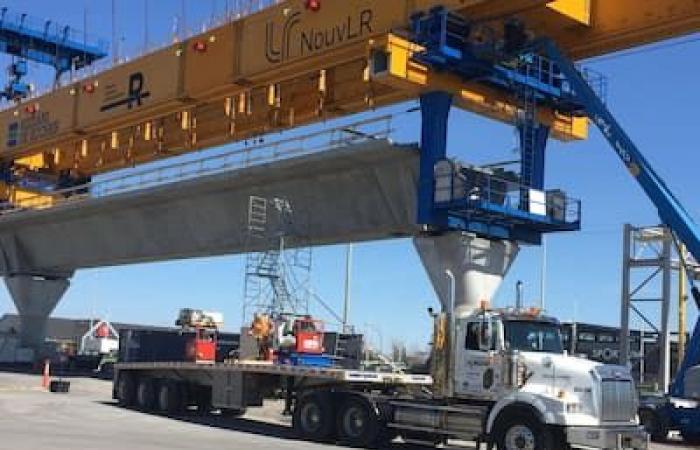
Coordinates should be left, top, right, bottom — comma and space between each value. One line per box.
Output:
620, 224, 632, 366
659, 236, 672, 392
418, 91, 453, 229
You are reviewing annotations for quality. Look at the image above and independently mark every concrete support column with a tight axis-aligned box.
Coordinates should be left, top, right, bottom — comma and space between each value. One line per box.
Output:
414, 232, 519, 317
5, 274, 71, 357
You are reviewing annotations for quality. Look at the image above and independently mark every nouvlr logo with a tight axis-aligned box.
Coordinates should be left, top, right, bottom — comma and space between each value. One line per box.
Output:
265, 9, 373, 64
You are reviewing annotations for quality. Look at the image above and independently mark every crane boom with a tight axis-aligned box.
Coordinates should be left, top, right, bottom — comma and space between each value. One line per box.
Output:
543, 41, 700, 261
541, 39, 700, 398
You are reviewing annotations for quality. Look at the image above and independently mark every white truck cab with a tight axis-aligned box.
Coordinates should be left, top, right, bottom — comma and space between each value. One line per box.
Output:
448, 308, 648, 449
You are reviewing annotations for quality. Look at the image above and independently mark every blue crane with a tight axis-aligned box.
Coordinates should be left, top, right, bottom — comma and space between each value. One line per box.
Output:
0, 7, 108, 102
407, 7, 700, 444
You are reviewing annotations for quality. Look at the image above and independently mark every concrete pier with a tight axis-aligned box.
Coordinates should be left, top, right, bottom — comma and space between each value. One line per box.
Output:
414, 232, 519, 317
5, 274, 71, 357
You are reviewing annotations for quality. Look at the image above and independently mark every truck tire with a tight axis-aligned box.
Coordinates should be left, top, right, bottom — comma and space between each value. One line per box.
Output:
136, 378, 157, 411
157, 380, 183, 414
639, 408, 668, 442
494, 411, 560, 450
336, 396, 380, 447
195, 387, 212, 415
293, 392, 336, 442
116, 373, 136, 407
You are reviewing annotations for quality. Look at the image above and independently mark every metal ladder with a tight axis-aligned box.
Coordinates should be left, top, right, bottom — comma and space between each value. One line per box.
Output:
247, 196, 268, 237
514, 59, 540, 189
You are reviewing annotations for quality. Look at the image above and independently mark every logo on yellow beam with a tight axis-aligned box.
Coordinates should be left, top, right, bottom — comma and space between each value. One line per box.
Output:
265, 8, 374, 64
100, 72, 151, 112
7, 113, 59, 148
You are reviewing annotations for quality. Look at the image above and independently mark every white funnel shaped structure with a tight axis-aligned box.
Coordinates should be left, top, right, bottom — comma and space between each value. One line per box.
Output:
414, 232, 519, 317
5, 275, 71, 356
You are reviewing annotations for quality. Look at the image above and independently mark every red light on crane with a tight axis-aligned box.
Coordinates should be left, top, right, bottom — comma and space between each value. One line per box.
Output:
305, 0, 321, 12
82, 83, 96, 94
193, 41, 208, 53
24, 103, 38, 114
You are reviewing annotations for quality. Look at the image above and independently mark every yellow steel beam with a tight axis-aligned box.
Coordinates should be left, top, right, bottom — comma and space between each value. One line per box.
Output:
369, 34, 587, 141
451, 0, 590, 25
549, 0, 700, 59
547, 0, 591, 25
0, 181, 56, 210
0, 0, 696, 184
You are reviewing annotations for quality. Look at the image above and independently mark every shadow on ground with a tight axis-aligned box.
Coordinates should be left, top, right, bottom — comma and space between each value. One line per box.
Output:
97, 400, 439, 449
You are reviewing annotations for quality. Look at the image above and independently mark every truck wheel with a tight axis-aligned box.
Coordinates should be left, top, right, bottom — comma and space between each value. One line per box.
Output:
195, 389, 212, 415
116, 373, 136, 407
495, 412, 556, 450
136, 378, 157, 411
293, 392, 336, 442
336, 397, 379, 447
639, 408, 668, 442
157, 380, 183, 414
680, 430, 700, 445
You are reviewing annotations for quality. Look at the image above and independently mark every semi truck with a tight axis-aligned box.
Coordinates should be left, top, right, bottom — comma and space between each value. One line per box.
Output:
113, 296, 646, 449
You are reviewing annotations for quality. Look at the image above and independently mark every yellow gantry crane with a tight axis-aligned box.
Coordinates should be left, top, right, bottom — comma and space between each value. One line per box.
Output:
0, 0, 698, 207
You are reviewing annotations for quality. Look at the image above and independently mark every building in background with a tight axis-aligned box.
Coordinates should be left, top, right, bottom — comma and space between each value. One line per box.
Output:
561, 321, 684, 389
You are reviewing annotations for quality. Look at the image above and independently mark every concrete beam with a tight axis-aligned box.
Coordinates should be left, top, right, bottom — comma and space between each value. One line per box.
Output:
0, 140, 420, 274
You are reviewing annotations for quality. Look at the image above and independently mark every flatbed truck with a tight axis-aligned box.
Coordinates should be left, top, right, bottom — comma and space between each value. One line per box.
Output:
114, 308, 647, 450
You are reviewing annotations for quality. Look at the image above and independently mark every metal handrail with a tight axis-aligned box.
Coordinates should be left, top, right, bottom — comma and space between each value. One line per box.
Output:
1, 1, 285, 107
434, 168, 581, 224
0, 115, 395, 215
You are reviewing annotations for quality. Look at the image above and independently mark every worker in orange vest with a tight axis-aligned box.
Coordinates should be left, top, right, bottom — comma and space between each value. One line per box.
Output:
249, 313, 273, 361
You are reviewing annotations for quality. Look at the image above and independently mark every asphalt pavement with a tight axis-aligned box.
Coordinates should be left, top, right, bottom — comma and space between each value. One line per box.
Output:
0, 372, 692, 450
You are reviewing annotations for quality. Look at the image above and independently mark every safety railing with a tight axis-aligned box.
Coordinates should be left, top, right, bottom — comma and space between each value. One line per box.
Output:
0, 115, 396, 215
512, 54, 608, 105
434, 164, 581, 227
1, 1, 286, 107
0, 8, 109, 54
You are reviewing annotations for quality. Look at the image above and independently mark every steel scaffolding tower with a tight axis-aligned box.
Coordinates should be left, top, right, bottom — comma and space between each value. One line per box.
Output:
620, 224, 700, 391
242, 196, 312, 324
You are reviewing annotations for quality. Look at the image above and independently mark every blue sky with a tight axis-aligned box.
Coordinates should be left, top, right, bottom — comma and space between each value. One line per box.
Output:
0, 1, 698, 352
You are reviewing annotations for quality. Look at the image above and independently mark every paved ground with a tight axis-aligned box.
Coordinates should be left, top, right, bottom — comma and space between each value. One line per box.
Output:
0, 372, 692, 450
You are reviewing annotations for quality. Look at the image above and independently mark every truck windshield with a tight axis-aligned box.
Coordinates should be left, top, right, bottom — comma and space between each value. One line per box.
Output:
504, 321, 563, 354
